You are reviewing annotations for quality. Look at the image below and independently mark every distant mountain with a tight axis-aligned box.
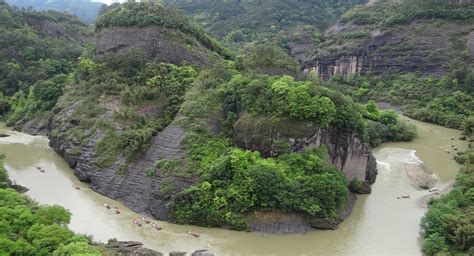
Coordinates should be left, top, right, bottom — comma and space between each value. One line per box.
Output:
5, 0, 104, 23
164, 0, 368, 52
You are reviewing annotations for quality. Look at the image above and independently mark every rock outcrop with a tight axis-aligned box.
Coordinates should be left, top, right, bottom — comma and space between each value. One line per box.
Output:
234, 115, 377, 185
20, 115, 49, 136
50, 114, 194, 221
246, 193, 357, 233
95, 26, 214, 67
104, 240, 163, 256
304, 20, 474, 80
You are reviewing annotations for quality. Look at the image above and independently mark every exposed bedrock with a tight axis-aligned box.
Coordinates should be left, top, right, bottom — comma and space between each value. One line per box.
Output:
95, 26, 214, 67
233, 115, 378, 186
303, 21, 474, 80
49, 115, 195, 221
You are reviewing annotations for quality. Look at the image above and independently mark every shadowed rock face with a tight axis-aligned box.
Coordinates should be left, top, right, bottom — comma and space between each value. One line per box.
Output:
49, 113, 195, 220
233, 115, 377, 185
303, 20, 474, 80
95, 26, 212, 67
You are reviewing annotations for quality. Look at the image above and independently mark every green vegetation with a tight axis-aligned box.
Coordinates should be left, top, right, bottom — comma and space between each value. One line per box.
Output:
363, 100, 416, 146
235, 44, 300, 75
164, 0, 366, 51
168, 61, 415, 229
421, 146, 474, 255
0, 155, 10, 189
342, 0, 474, 26
96, 1, 233, 60
329, 68, 474, 130
54, 50, 197, 169
0, 1, 90, 127
169, 145, 348, 230
0, 158, 100, 255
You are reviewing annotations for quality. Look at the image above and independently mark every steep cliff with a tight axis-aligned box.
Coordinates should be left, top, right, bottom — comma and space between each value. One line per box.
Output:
95, 26, 212, 67
94, 2, 232, 62
46, 2, 380, 233
303, 0, 474, 79
234, 115, 377, 186
50, 113, 194, 220
46, 2, 223, 223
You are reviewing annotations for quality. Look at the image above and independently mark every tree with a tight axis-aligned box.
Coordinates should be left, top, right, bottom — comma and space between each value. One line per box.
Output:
34, 205, 71, 226
422, 233, 448, 255
53, 242, 100, 256
26, 224, 74, 254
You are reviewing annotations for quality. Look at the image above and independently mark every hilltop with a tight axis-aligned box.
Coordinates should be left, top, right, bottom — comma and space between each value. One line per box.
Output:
6, 0, 104, 23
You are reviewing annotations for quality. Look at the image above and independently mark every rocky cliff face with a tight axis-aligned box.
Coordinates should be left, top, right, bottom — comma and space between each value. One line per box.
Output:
233, 115, 377, 185
95, 26, 213, 67
304, 20, 474, 80
50, 110, 194, 220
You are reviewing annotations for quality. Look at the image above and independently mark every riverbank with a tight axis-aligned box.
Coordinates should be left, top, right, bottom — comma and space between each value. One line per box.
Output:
0, 116, 468, 255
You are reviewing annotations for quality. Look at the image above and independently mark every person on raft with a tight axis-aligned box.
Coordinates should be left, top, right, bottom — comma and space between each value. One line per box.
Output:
104, 203, 111, 209
187, 230, 200, 238
72, 185, 80, 190
142, 216, 151, 224
152, 223, 162, 230
114, 207, 120, 214
133, 219, 142, 227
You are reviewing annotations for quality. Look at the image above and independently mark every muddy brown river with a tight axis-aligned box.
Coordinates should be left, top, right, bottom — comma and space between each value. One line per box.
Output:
0, 117, 468, 255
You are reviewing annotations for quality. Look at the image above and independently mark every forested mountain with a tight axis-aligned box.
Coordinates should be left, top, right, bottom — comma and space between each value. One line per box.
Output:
0, 0, 91, 131
5, 0, 104, 23
0, 0, 472, 254
41, 1, 416, 233
303, 0, 474, 130
164, 0, 367, 54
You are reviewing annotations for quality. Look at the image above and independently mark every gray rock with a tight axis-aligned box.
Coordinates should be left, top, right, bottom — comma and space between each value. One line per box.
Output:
11, 184, 29, 193
50, 110, 195, 221
21, 115, 49, 136
233, 116, 378, 186
104, 240, 163, 256
169, 252, 186, 256
95, 26, 212, 68
191, 250, 214, 256
303, 21, 472, 80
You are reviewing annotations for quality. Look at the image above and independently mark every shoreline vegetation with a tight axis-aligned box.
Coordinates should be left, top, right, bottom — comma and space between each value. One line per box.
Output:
0, 0, 472, 254
420, 145, 474, 255
0, 155, 103, 255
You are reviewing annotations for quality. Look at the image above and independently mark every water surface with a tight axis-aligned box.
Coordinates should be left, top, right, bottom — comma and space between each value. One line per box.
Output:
0, 117, 467, 255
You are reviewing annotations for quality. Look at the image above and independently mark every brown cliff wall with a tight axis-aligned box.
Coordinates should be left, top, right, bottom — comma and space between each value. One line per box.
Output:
304, 21, 474, 80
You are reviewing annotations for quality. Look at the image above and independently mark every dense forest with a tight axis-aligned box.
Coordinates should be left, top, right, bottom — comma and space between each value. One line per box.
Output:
164, 0, 367, 53
0, 0, 472, 254
0, 0, 91, 129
